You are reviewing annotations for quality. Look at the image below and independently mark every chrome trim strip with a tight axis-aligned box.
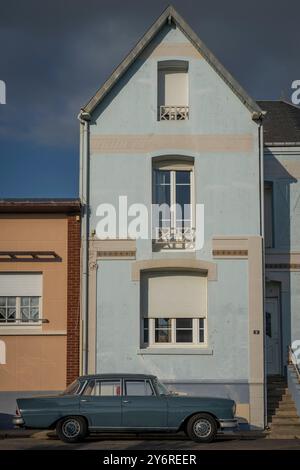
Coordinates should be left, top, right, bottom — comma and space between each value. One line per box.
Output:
88, 426, 176, 431
219, 419, 238, 429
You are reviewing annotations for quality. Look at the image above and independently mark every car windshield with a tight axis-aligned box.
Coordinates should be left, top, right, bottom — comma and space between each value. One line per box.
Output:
154, 379, 170, 396
61, 379, 81, 395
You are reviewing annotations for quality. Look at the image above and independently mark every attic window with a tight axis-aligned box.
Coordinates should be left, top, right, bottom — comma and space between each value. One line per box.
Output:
158, 61, 189, 121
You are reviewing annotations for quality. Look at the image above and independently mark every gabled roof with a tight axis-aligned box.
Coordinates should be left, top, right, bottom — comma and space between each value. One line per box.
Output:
257, 100, 300, 145
81, 5, 263, 119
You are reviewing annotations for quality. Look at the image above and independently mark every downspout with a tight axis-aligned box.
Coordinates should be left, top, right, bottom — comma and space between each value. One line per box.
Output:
258, 116, 267, 428
78, 109, 91, 375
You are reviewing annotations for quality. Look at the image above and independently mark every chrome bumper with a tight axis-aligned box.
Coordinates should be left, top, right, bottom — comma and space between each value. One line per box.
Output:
219, 419, 239, 430
13, 416, 24, 427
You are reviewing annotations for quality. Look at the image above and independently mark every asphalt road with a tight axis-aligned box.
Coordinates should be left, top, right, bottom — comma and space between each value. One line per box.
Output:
0, 433, 300, 450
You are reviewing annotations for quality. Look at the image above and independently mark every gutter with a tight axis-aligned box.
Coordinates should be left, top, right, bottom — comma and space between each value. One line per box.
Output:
78, 110, 91, 375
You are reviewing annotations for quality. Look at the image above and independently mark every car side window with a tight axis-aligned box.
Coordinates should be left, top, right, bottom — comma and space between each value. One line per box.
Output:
125, 380, 155, 396
83, 380, 121, 396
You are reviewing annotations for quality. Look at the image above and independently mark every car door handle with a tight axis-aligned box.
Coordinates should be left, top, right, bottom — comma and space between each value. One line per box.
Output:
80, 399, 87, 402
123, 400, 130, 404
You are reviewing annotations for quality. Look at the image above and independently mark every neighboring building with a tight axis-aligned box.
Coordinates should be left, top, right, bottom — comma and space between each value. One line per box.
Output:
79, 6, 266, 429
0, 199, 81, 421
258, 101, 300, 375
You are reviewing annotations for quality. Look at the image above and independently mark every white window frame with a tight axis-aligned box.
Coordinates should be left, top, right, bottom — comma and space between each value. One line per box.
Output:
142, 317, 207, 348
0, 295, 42, 326
152, 162, 195, 251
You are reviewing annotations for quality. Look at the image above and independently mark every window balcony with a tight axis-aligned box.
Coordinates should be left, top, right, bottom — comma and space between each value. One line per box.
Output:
160, 105, 189, 121
154, 226, 195, 250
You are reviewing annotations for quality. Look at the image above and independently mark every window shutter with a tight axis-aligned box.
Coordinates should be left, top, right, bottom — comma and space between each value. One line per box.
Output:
0, 273, 42, 296
141, 271, 207, 318
164, 71, 188, 106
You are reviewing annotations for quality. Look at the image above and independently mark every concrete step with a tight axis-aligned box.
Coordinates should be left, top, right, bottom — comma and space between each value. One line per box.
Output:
268, 394, 294, 402
267, 384, 288, 394
268, 409, 298, 417
267, 375, 286, 383
266, 433, 300, 439
269, 424, 300, 434
267, 389, 290, 397
270, 417, 300, 425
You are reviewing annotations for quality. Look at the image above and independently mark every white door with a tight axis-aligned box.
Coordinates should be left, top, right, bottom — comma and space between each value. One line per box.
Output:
266, 298, 281, 375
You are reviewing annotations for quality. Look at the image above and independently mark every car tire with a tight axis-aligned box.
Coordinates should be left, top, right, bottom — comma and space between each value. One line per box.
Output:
186, 413, 217, 443
56, 416, 88, 443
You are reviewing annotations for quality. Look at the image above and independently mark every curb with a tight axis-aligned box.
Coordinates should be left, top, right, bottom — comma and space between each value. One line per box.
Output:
0, 429, 267, 440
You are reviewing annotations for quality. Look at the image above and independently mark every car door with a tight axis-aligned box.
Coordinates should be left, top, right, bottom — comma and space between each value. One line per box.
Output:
80, 379, 122, 428
121, 379, 168, 429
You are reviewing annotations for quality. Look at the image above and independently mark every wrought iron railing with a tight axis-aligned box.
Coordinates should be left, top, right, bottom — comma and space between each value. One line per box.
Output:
288, 345, 300, 383
154, 226, 195, 249
0, 318, 49, 325
160, 105, 189, 121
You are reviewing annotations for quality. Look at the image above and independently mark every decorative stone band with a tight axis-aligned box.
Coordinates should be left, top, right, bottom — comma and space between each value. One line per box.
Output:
212, 249, 248, 258
266, 263, 300, 270
97, 250, 136, 259
90, 134, 253, 154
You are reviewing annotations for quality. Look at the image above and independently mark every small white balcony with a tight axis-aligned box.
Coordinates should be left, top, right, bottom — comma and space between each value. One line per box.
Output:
160, 105, 189, 121
154, 226, 195, 250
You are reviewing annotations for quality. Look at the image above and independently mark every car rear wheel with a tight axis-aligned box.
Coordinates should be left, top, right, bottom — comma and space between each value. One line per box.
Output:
56, 416, 88, 443
186, 413, 217, 443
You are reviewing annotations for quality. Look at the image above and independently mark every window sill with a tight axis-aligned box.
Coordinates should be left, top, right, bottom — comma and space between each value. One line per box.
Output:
137, 348, 213, 355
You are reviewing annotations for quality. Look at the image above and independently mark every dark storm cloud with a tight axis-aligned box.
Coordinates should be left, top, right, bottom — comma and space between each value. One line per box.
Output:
0, 0, 299, 148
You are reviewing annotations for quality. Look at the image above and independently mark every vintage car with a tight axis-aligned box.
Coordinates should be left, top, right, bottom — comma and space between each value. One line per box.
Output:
13, 373, 238, 443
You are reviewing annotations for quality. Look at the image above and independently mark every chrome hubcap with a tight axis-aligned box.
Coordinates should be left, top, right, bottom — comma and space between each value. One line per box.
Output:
193, 419, 212, 438
62, 419, 80, 438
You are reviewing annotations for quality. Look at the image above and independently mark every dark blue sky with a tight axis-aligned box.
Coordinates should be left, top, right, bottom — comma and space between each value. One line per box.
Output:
0, 0, 299, 198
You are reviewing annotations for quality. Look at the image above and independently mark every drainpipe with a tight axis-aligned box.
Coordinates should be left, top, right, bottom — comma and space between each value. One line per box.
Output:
258, 117, 267, 428
78, 109, 91, 375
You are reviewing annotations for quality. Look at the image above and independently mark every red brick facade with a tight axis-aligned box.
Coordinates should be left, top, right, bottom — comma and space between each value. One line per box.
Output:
67, 214, 81, 385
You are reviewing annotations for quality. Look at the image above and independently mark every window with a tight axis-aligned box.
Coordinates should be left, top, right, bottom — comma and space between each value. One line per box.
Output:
264, 182, 273, 248
62, 380, 81, 396
143, 318, 206, 347
176, 318, 193, 343
0, 273, 43, 325
83, 380, 121, 396
0, 297, 16, 322
155, 318, 172, 343
153, 161, 194, 249
158, 60, 189, 120
141, 271, 207, 348
199, 318, 205, 343
143, 318, 149, 344
0, 296, 41, 324
125, 380, 155, 396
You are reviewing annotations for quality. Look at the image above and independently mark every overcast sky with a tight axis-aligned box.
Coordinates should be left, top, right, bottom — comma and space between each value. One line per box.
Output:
0, 0, 299, 198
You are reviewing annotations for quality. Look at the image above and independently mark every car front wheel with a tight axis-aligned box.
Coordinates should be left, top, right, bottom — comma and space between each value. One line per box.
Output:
186, 413, 217, 443
56, 416, 88, 443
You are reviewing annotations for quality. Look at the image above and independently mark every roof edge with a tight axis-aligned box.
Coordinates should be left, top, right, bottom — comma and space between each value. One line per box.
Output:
0, 199, 81, 214
81, 5, 263, 119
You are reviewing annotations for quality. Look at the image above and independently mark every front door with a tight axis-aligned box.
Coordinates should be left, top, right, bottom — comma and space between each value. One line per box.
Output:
80, 379, 122, 428
266, 298, 281, 375
122, 379, 168, 429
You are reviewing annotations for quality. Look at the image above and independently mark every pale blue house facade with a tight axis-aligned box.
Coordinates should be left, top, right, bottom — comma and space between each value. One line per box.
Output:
79, 7, 300, 430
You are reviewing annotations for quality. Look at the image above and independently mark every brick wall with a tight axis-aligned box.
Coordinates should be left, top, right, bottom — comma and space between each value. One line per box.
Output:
66, 214, 81, 385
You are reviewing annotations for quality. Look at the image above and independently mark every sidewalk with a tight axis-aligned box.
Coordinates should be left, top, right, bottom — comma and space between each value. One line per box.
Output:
0, 428, 266, 440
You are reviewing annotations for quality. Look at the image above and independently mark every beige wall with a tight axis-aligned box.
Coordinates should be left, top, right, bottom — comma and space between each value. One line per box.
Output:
0, 214, 68, 391
0, 336, 66, 391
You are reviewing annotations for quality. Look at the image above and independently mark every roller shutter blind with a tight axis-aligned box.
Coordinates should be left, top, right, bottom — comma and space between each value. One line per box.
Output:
141, 271, 207, 318
0, 273, 42, 296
